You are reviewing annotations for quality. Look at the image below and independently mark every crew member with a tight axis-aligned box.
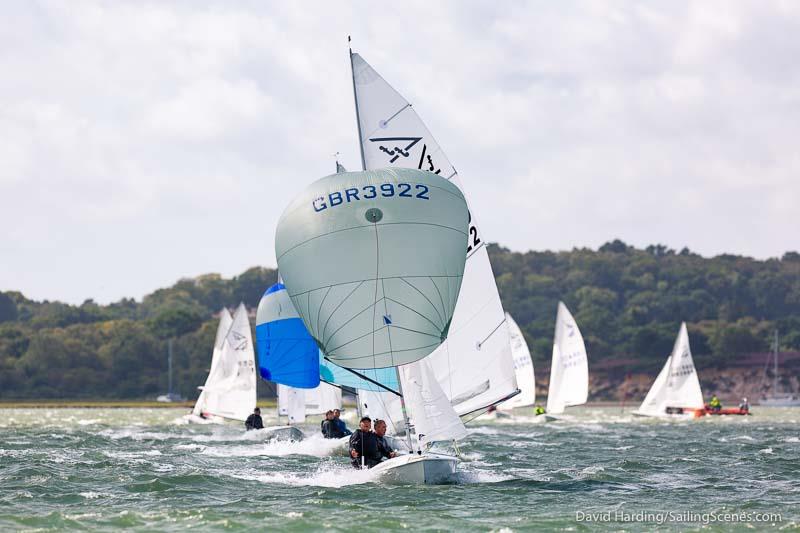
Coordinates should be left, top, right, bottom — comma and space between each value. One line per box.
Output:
738, 397, 750, 413
349, 416, 383, 468
709, 395, 722, 413
373, 419, 398, 460
332, 409, 352, 437
321, 410, 334, 438
245, 407, 264, 430
534, 405, 546, 416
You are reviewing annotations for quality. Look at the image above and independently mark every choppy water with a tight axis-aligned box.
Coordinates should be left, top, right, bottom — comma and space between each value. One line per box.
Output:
1, 406, 798, 531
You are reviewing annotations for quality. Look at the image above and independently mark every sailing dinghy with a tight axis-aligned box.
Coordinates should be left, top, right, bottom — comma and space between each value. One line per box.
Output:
542, 302, 588, 421
633, 323, 705, 418
185, 303, 257, 424
185, 307, 233, 424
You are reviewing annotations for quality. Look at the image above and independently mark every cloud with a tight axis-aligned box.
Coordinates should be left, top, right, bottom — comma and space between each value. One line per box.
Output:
0, 1, 798, 304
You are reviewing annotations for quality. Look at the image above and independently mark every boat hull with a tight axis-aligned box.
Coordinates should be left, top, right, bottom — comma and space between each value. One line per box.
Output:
257, 425, 305, 441
759, 397, 800, 407
370, 453, 459, 484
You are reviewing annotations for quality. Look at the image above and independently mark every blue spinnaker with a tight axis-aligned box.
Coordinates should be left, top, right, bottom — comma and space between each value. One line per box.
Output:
256, 283, 320, 389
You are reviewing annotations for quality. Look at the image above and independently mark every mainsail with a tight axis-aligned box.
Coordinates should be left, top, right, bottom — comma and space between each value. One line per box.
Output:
192, 308, 233, 417
275, 168, 469, 370
546, 302, 589, 414
202, 303, 257, 421
497, 313, 536, 410
636, 323, 704, 416
350, 52, 518, 416
358, 389, 405, 435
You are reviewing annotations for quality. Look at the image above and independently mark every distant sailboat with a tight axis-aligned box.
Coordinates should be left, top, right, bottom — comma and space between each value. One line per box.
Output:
186, 304, 257, 422
760, 330, 800, 406
633, 323, 705, 418
495, 313, 536, 412
277, 382, 342, 424
544, 302, 589, 418
186, 308, 233, 423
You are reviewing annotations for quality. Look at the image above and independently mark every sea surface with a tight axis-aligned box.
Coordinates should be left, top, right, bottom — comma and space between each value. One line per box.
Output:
1, 406, 798, 532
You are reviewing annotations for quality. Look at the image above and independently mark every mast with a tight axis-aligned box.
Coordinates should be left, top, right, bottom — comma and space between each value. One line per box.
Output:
348, 36, 367, 171
167, 338, 174, 397
774, 329, 779, 395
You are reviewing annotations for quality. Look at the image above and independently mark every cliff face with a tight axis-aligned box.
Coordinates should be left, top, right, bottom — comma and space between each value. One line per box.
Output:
536, 350, 800, 403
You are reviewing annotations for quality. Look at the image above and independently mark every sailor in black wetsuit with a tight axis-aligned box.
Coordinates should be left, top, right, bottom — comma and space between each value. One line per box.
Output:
373, 419, 398, 460
349, 417, 383, 468
245, 407, 263, 431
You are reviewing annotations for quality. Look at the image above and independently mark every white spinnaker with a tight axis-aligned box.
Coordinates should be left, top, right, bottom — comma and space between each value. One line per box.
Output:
351, 52, 517, 415
192, 308, 233, 417
498, 313, 536, 410
204, 303, 257, 421
546, 302, 589, 414
663, 323, 704, 410
399, 359, 467, 446
636, 356, 671, 416
303, 382, 342, 415
277, 384, 307, 424
358, 389, 405, 435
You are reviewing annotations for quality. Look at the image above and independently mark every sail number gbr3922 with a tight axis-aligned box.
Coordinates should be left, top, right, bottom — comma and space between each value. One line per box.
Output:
312, 182, 429, 212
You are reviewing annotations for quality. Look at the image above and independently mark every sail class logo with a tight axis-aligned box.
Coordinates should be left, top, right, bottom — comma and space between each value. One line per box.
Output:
369, 136, 442, 174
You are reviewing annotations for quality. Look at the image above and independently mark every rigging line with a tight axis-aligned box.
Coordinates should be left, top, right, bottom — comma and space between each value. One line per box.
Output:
400, 277, 444, 325
476, 316, 508, 349
459, 389, 523, 425
320, 280, 366, 343
383, 296, 443, 333
315, 285, 333, 340
325, 357, 401, 396
429, 276, 447, 328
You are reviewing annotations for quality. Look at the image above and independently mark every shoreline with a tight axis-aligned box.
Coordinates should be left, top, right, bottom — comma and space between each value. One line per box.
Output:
0, 399, 279, 409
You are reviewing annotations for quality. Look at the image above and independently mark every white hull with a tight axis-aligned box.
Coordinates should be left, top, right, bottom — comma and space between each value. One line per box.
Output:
759, 397, 800, 407
256, 425, 305, 441
181, 413, 225, 425
370, 453, 459, 484
631, 410, 697, 420
536, 414, 559, 422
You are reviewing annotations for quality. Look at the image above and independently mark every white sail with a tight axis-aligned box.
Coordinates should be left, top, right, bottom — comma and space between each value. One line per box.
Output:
202, 303, 257, 421
351, 52, 517, 415
303, 382, 342, 415
546, 302, 589, 414
277, 384, 307, 424
663, 323, 704, 409
400, 359, 467, 447
635, 323, 704, 416
497, 313, 536, 410
358, 389, 405, 435
636, 356, 671, 416
192, 308, 234, 417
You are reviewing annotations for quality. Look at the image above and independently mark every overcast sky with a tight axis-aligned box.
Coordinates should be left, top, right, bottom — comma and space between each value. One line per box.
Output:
2, 1, 798, 304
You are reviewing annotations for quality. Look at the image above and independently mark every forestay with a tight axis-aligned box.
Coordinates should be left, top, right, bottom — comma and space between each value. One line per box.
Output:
546, 302, 589, 414
399, 359, 467, 446
203, 303, 257, 421
351, 52, 518, 415
275, 168, 469, 369
192, 308, 233, 417
497, 313, 536, 410
256, 283, 321, 389
320, 355, 400, 394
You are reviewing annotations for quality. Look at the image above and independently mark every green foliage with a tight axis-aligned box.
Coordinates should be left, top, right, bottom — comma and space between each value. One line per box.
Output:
2, 242, 800, 399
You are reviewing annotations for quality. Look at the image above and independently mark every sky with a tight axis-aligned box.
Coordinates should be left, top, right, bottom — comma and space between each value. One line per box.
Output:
1, 1, 799, 304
